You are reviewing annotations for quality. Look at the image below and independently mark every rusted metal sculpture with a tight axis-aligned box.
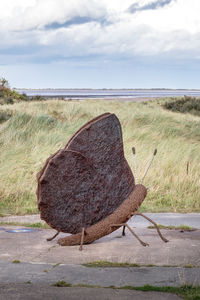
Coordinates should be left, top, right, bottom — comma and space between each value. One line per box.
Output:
37, 113, 168, 249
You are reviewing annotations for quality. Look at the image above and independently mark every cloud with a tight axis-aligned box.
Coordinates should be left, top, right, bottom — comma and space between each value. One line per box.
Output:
44, 16, 108, 30
0, 0, 107, 31
0, 0, 200, 66
128, 0, 176, 14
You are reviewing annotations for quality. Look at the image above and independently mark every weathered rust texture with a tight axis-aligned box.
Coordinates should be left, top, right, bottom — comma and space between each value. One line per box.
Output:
58, 184, 147, 246
37, 113, 135, 234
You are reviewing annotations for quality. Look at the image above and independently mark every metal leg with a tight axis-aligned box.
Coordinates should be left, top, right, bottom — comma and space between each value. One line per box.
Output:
46, 231, 60, 241
111, 223, 149, 247
125, 224, 149, 247
133, 212, 169, 243
122, 225, 126, 236
79, 228, 85, 251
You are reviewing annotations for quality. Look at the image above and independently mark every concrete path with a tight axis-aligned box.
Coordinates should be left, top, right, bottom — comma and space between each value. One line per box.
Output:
1, 213, 200, 228
0, 213, 199, 299
0, 213, 200, 267
0, 226, 200, 266
0, 284, 182, 300
0, 262, 199, 287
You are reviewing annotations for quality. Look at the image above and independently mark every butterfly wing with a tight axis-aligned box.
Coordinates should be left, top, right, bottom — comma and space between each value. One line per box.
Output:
37, 113, 135, 234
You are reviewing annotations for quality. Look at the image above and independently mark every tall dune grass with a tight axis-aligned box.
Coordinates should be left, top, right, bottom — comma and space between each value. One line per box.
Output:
0, 99, 199, 216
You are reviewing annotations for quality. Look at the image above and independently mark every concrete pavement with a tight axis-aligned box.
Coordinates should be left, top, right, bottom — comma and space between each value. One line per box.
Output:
0, 225, 200, 266
0, 262, 199, 287
1, 213, 200, 229
0, 213, 199, 299
0, 284, 182, 300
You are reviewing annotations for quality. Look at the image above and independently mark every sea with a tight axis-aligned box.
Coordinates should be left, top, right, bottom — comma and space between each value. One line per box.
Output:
15, 89, 200, 99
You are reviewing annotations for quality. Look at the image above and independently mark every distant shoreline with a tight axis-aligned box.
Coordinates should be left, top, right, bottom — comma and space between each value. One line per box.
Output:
14, 88, 200, 99
15, 88, 200, 91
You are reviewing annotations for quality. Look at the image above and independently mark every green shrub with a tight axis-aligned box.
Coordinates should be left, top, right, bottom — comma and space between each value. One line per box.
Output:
20, 93, 30, 101
163, 96, 200, 116
4, 97, 14, 105
0, 110, 12, 123
30, 95, 45, 101
0, 90, 4, 98
0, 86, 30, 104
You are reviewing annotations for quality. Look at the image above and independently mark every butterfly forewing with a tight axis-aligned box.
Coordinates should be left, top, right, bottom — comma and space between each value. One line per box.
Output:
37, 113, 135, 234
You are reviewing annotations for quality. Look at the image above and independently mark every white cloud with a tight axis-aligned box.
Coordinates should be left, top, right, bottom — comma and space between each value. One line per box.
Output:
0, 0, 35, 18
129, 0, 200, 34
0, 0, 106, 31
0, 0, 200, 61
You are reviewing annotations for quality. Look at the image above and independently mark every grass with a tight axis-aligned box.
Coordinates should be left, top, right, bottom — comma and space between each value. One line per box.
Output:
52, 281, 102, 288
52, 281, 72, 287
0, 98, 200, 215
147, 224, 196, 231
83, 261, 163, 268
82, 261, 199, 268
0, 221, 50, 229
119, 285, 200, 300
51, 281, 200, 299
83, 261, 142, 268
53, 263, 61, 268
12, 260, 20, 263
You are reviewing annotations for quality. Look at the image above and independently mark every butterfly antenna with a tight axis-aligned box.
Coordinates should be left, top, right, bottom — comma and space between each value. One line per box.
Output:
132, 147, 138, 184
141, 149, 157, 184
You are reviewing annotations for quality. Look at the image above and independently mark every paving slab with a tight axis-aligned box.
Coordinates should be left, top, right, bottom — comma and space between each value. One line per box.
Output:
1, 213, 200, 228
0, 284, 182, 300
0, 225, 200, 266
130, 213, 200, 229
0, 262, 199, 287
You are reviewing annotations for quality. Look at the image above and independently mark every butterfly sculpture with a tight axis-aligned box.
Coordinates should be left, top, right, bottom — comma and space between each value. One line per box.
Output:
37, 113, 168, 250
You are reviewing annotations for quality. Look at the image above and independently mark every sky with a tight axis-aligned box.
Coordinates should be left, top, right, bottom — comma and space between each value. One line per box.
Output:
0, 0, 200, 89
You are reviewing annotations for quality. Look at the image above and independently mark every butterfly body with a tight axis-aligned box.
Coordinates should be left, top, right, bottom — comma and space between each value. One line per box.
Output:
58, 184, 147, 246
